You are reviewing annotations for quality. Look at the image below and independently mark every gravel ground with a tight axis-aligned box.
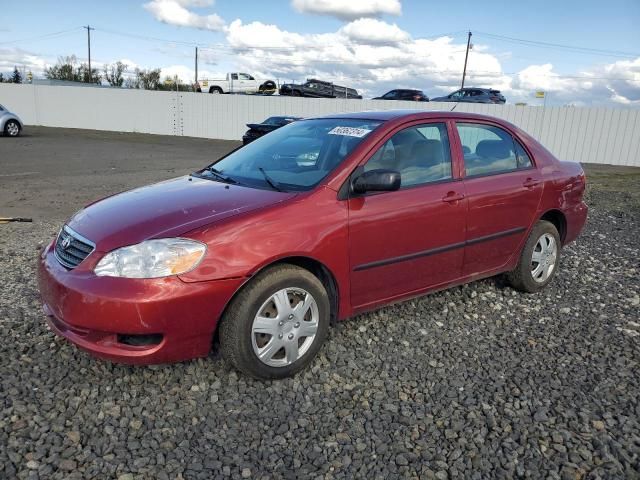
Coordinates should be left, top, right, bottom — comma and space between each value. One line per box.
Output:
1, 128, 639, 479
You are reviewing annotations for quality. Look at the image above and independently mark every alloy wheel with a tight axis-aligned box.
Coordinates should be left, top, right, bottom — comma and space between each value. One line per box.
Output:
251, 287, 319, 367
6, 122, 19, 136
531, 233, 557, 283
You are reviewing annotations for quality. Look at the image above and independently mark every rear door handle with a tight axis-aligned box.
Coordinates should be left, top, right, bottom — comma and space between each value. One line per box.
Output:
523, 178, 541, 188
442, 192, 465, 203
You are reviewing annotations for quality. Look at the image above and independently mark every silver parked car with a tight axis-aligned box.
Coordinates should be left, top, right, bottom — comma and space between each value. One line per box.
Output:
1, 104, 23, 137
432, 88, 506, 104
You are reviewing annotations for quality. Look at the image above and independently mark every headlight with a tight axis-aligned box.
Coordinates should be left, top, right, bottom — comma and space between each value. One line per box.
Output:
94, 238, 206, 278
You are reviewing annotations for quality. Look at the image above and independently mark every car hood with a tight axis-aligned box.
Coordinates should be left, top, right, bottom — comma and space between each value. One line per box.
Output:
67, 175, 295, 252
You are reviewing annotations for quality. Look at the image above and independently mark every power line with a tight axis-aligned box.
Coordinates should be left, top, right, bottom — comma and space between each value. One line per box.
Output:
0, 27, 83, 45
84, 26, 640, 62
7, 26, 637, 85
474, 31, 640, 58
93, 26, 468, 52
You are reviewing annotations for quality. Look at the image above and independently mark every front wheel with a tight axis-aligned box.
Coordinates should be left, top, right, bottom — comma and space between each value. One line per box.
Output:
219, 265, 330, 379
507, 220, 561, 293
4, 120, 20, 137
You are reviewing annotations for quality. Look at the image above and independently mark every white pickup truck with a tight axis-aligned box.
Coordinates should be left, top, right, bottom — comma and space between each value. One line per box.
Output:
198, 73, 277, 95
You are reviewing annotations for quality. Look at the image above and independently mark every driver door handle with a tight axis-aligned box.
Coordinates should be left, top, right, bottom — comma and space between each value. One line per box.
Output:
523, 178, 541, 188
442, 192, 465, 203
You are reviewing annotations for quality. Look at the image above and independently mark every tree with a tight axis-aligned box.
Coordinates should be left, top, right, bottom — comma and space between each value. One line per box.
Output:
103, 61, 127, 87
11, 66, 22, 84
45, 55, 79, 81
0, 73, 4, 83
133, 68, 161, 90
44, 55, 101, 84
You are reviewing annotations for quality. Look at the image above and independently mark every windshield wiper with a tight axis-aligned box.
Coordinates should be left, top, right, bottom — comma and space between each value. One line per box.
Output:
258, 167, 284, 192
204, 167, 238, 184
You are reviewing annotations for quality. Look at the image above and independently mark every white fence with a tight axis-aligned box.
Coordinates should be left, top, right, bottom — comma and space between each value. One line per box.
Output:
2, 83, 639, 166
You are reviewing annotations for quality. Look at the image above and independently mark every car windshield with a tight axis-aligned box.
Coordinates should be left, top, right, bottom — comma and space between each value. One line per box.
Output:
201, 118, 382, 192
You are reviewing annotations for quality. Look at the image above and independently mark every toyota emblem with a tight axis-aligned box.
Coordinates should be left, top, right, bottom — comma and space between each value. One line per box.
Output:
61, 236, 72, 250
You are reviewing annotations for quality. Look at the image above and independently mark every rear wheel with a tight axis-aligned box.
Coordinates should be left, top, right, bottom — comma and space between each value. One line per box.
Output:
219, 265, 330, 379
4, 120, 20, 137
209, 87, 222, 94
507, 220, 560, 293
259, 81, 276, 95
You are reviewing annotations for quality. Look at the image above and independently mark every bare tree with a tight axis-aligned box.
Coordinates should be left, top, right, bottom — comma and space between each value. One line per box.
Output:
104, 61, 127, 87
133, 68, 161, 90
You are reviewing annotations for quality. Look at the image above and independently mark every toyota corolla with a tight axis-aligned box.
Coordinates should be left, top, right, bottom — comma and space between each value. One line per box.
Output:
38, 110, 587, 379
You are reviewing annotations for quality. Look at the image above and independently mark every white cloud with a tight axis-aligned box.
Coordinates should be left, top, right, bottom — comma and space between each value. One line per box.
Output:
3, 14, 639, 106
0, 47, 50, 76
222, 19, 640, 105
508, 60, 640, 106
143, 0, 225, 31
339, 18, 409, 45
224, 20, 510, 97
291, 0, 401, 20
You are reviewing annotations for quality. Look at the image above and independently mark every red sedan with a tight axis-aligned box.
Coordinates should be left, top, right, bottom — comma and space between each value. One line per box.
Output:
38, 110, 587, 379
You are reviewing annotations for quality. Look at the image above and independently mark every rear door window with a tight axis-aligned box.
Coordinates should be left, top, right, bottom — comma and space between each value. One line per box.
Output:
456, 123, 532, 176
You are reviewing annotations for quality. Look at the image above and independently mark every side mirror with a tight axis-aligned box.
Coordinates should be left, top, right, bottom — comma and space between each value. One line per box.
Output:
352, 169, 401, 194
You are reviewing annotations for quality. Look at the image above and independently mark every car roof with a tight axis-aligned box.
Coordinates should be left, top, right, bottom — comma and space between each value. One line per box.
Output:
310, 109, 506, 123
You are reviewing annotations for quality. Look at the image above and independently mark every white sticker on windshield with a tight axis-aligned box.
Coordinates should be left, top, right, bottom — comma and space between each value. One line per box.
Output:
328, 126, 372, 138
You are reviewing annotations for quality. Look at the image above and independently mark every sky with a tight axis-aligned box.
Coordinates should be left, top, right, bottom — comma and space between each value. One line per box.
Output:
1, 0, 639, 106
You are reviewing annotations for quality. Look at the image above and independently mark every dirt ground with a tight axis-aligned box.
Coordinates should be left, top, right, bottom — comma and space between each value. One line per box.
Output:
0, 127, 239, 220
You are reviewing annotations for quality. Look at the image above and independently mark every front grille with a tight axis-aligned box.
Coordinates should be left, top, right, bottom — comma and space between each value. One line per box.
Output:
54, 226, 96, 269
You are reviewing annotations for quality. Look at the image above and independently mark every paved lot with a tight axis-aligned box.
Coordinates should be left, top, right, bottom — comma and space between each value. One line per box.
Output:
1, 127, 639, 479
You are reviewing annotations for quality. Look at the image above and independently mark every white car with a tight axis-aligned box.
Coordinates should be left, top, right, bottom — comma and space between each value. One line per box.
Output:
0, 104, 23, 137
198, 72, 277, 95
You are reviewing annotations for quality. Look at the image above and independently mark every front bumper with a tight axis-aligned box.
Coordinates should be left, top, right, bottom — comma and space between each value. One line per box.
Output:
37, 242, 244, 364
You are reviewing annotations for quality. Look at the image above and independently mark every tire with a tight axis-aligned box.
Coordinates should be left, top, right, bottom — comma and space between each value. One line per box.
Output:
259, 81, 276, 95
4, 120, 20, 137
507, 220, 561, 293
209, 87, 222, 94
291, 90, 301, 97
219, 264, 330, 379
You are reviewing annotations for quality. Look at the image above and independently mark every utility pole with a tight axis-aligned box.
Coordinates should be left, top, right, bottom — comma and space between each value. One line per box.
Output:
461, 31, 472, 89
195, 46, 198, 90
84, 25, 94, 83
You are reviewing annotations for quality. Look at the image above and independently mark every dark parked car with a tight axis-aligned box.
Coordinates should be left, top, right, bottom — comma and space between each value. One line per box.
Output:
38, 110, 587, 379
432, 88, 506, 104
279, 79, 362, 99
242, 116, 301, 145
373, 89, 429, 102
